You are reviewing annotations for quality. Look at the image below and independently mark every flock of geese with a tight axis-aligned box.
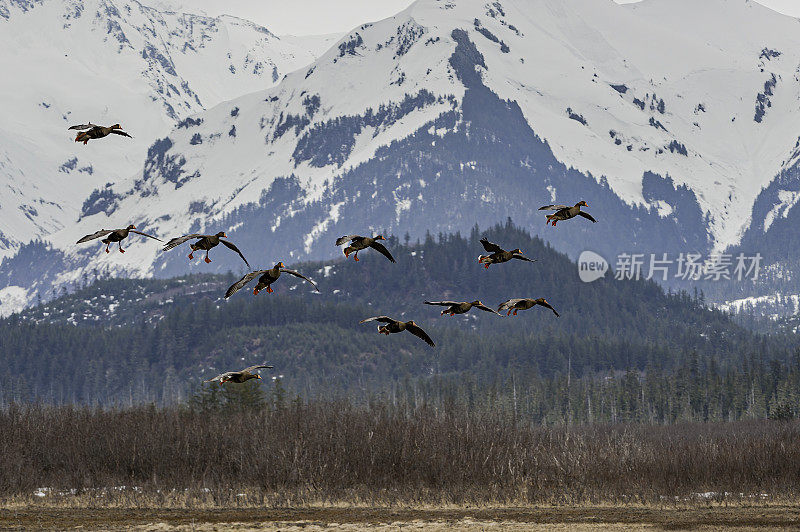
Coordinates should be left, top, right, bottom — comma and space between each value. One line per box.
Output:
70, 122, 597, 384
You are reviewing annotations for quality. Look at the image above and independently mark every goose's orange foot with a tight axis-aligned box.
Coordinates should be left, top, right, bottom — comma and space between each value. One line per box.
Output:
513, 310, 518, 315
119, 248, 125, 253
188, 253, 194, 260
507, 310, 512, 316
267, 287, 273, 293
253, 288, 259, 295
204, 257, 211, 263
484, 263, 490, 269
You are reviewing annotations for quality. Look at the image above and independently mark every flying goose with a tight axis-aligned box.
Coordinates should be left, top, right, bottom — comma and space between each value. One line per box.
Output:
76, 225, 162, 253
498, 298, 560, 317
539, 201, 597, 226
162, 232, 250, 268
204, 364, 274, 385
225, 262, 319, 297
478, 238, 537, 269
424, 300, 501, 316
69, 123, 132, 144
360, 316, 435, 347
335, 234, 395, 263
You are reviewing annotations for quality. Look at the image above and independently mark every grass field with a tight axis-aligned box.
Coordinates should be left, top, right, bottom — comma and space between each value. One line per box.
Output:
4, 404, 800, 529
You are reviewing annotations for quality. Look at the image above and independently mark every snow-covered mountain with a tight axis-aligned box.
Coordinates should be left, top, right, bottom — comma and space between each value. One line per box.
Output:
4, 0, 800, 314
0, 0, 327, 258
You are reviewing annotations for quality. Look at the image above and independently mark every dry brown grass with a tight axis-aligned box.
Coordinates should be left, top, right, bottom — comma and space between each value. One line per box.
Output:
1, 402, 800, 508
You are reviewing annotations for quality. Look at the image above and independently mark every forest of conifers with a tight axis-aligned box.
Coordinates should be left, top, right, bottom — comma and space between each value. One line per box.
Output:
0, 222, 797, 424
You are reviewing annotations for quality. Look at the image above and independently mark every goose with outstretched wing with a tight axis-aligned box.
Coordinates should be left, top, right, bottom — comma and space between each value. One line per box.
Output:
477, 237, 537, 269
76, 224, 162, 254
359, 316, 435, 347
225, 262, 319, 298
424, 300, 501, 316
162, 231, 250, 268
539, 201, 597, 226
335, 234, 396, 263
69, 123, 132, 144
497, 298, 560, 317
204, 364, 274, 385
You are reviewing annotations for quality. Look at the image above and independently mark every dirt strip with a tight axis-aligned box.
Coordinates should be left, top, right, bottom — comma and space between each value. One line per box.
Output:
0, 505, 799, 531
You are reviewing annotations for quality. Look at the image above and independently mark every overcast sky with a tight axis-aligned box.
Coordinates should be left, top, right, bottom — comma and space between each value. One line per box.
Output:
146, 0, 800, 36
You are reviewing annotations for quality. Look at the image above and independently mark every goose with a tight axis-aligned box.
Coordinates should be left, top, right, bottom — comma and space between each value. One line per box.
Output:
69, 123, 132, 144
76, 225, 161, 253
498, 298, 560, 317
359, 316, 435, 347
162, 232, 250, 268
539, 201, 597, 226
478, 238, 537, 269
424, 300, 501, 316
204, 364, 274, 385
335, 235, 395, 263
225, 262, 319, 297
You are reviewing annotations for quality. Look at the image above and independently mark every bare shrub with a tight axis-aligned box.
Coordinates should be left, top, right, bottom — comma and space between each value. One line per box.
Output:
1, 402, 798, 506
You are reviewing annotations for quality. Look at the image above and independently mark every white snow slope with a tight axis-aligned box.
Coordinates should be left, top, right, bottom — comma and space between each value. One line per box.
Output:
0, 0, 326, 256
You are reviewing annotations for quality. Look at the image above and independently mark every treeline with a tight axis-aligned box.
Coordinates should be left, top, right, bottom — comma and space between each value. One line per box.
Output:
2, 401, 800, 504
0, 222, 796, 417
186, 347, 800, 426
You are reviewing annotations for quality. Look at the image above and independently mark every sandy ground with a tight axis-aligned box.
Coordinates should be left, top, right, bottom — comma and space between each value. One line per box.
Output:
1, 506, 799, 531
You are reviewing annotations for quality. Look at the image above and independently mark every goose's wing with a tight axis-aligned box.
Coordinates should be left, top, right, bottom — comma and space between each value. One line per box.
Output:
130, 230, 163, 242
110, 129, 133, 138
335, 234, 361, 246
242, 364, 274, 373
537, 300, 560, 317
511, 253, 537, 263
538, 204, 568, 211
424, 300, 461, 307
280, 268, 320, 291
578, 211, 597, 223
225, 270, 269, 298
204, 371, 234, 383
369, 241, 396, 263
76, 229, 113, 244
162, 234, 208, 252
480, 238, 504, 253
360, 316, 397, 324
497, 298, 524, 312
406, 323, 435, 347
474, 303, 502, 315
221, 239, 251, 269
68, 123, 97, 131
